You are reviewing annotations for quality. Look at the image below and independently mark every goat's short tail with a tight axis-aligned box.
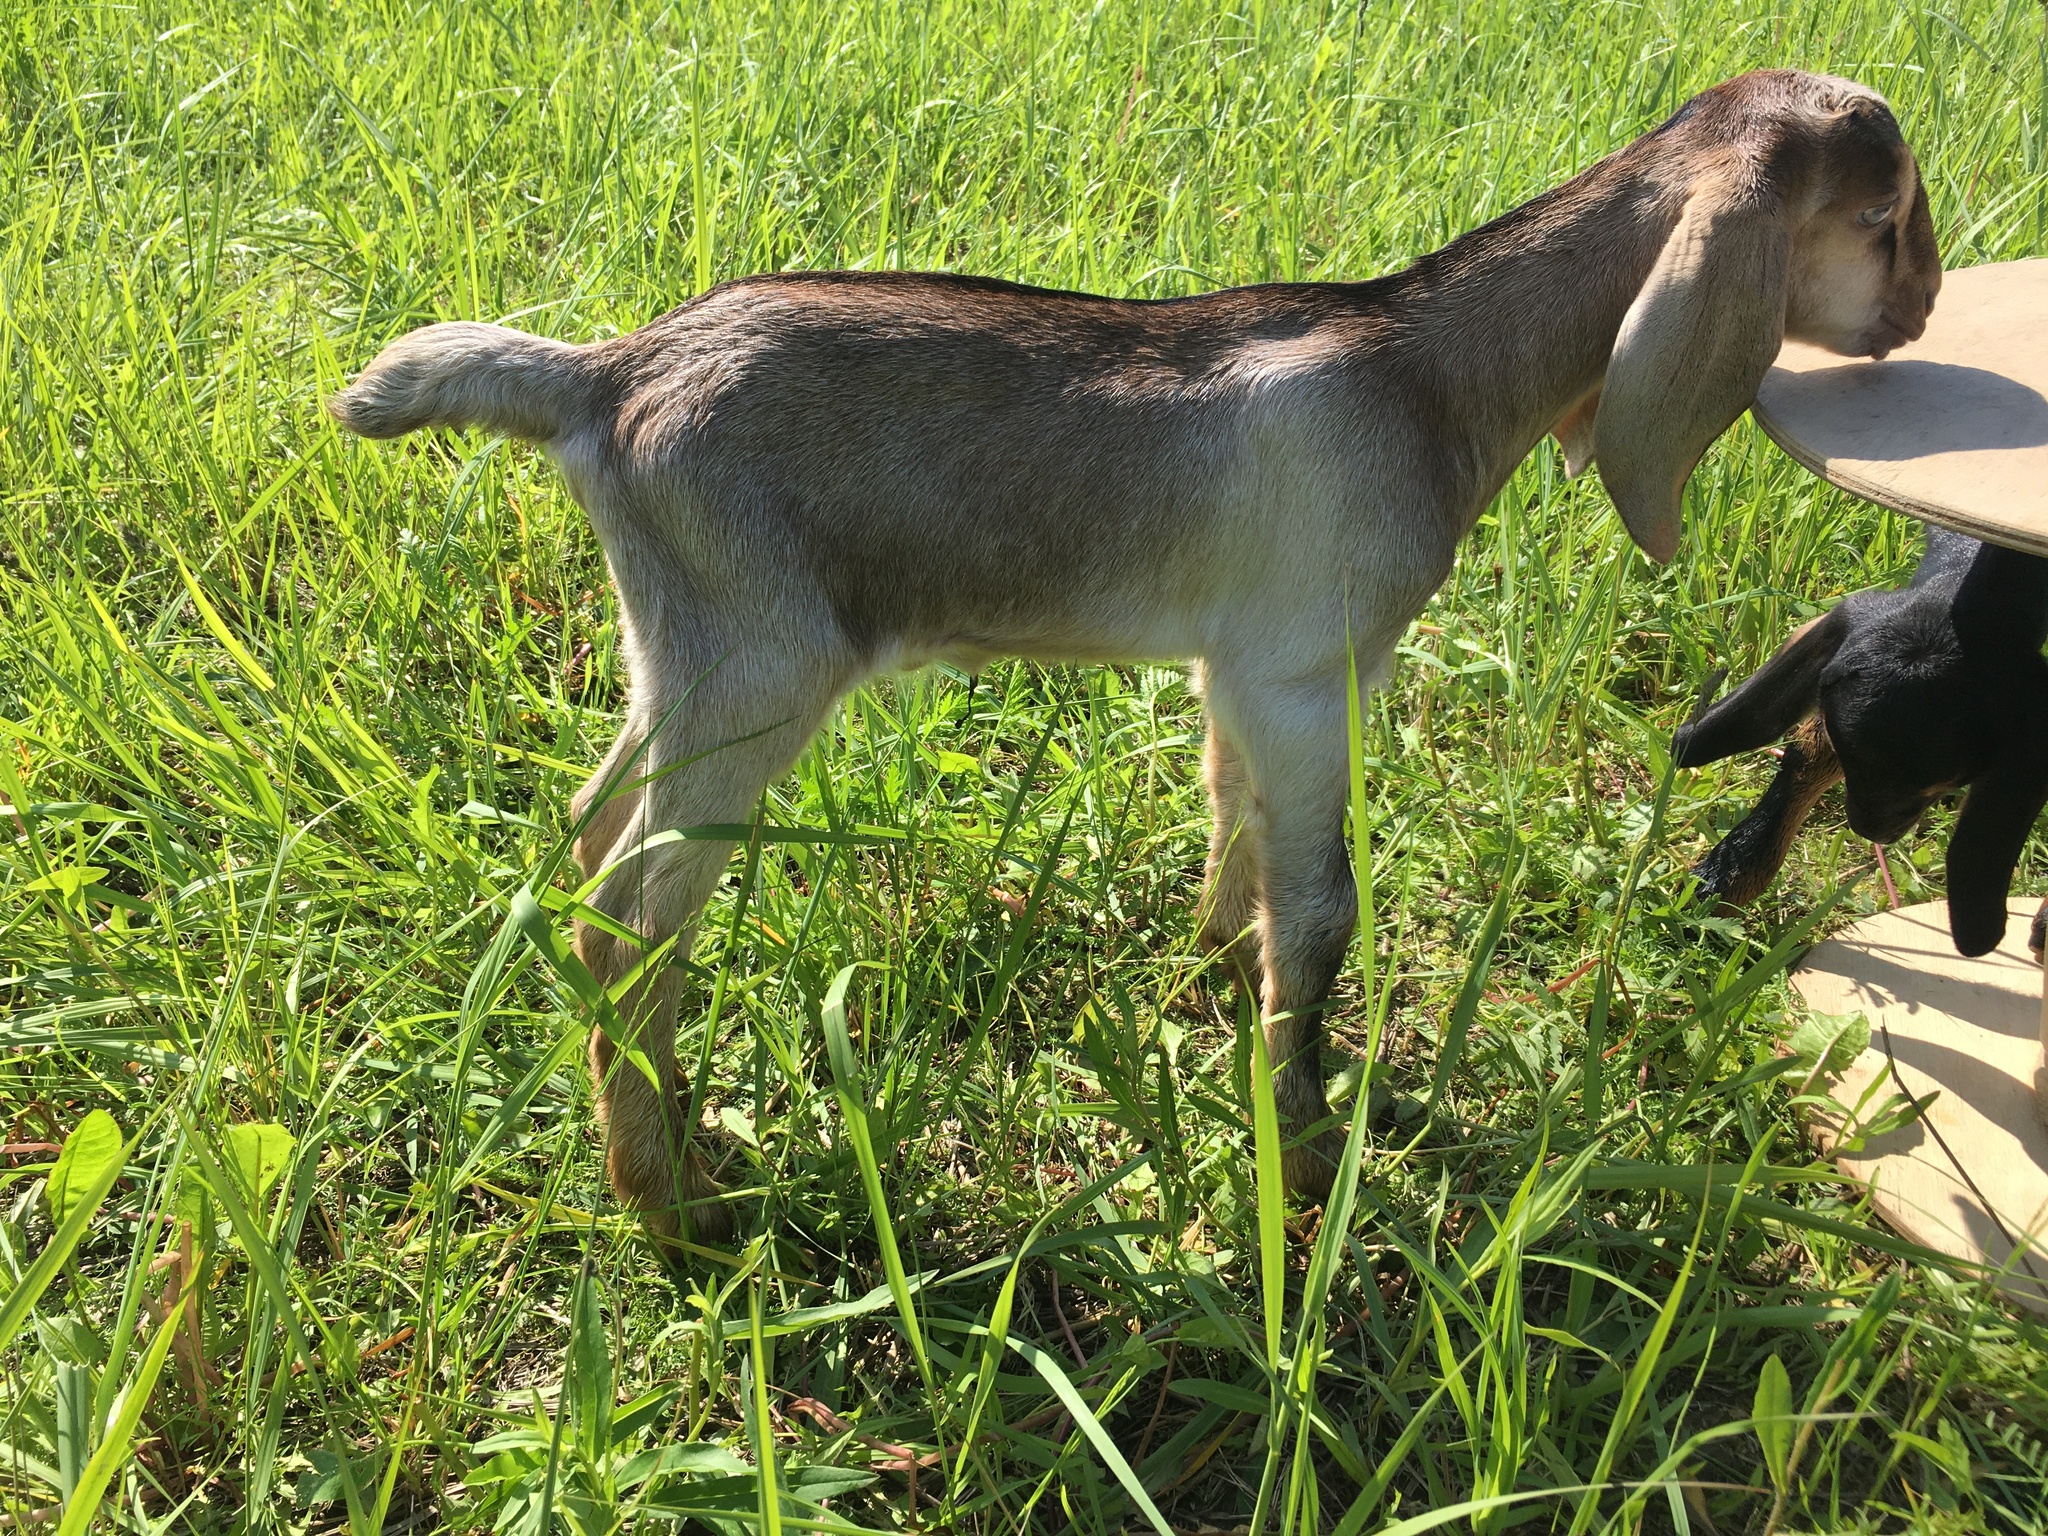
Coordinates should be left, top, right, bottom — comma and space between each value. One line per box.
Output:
327, 322, 596, 442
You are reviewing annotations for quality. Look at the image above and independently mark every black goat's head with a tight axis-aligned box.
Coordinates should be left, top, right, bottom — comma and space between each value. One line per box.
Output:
1676, 548, 2048, 956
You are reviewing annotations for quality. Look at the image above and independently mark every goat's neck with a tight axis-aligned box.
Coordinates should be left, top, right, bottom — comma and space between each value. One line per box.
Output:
1955, 542, 2048, 653
1390, 161, 1687, 522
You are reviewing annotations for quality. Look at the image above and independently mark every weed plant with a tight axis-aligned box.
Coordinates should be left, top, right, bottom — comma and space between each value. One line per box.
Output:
4, 0, 2048, 1530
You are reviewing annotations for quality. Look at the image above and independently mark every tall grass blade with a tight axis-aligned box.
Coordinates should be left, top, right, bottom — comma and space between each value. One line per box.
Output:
747, 1265, 786, 1536
1006, 1335, 1175, 1536
1427, 839, 1521, 1118
821, 963, 937, 1398
55, 1284, 190, 1536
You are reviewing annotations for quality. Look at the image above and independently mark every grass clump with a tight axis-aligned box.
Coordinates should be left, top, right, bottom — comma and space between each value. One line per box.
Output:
5, 0, 2048, 1530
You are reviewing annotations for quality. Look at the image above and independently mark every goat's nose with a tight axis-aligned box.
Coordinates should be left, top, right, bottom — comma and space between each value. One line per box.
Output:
1891, 289, 1932, 342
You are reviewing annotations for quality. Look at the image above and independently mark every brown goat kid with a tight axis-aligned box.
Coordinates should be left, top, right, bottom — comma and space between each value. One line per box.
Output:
330, 71, 1941, 1242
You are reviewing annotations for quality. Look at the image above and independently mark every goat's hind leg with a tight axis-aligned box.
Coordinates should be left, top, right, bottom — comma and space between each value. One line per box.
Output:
574, 660, 843, 1246
572, 711, 654, 878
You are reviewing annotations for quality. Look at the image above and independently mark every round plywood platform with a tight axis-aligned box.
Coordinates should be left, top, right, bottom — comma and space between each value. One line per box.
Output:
1790, 898, 2048, 1314
1753, 260, 2048, 558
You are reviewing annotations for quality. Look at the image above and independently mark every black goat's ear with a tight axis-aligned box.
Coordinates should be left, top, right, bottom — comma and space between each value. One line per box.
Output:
1947, 670, 2048, 957
1672, 606, 1850, 768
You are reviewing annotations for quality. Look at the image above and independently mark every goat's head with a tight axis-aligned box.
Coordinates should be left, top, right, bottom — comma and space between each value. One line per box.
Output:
1578, 71, 1944, 562
1675, 560, 2048, 956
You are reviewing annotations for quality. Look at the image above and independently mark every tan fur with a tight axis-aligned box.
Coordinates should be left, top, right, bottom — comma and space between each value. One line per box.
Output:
1552, 387, 1602, 479
1195, 687, 1265, 997
329, 70, 1940, 1234
1708, 713, 1846, 910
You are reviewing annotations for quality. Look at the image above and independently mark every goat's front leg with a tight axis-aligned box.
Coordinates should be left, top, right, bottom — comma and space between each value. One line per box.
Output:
1195, 710, 1265, 997
1688, 714, 1842, 909
1208, 671, 1358, 1202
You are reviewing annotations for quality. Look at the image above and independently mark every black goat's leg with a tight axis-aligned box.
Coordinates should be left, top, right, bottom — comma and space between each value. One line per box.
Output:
1689, 714, 1843, 910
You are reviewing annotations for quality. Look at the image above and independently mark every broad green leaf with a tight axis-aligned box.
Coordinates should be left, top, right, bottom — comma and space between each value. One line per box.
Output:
46, 1110, 122, 1229
1755, 1353, 1794, 1491
1787, 1009, 1872, 1082
23, 865, 109, 903
786, 1467, 876, 1499
295, 1448, 389, 1506
1169, 1377, 1271, 1414
225, 1122, 296, 1205
667, 1443, 751, 1476
0, 1134, 129, 1368
174, 1172, 217, 1253
54, 1359, 90, 1500
570, 1264, 613, 1460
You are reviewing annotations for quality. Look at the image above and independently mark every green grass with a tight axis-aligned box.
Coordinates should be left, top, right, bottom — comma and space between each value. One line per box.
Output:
5, 0, 2048, 1530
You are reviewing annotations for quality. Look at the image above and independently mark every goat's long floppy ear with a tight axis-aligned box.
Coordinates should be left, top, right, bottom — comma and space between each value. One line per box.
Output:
1594, 189, 1790, 563
1672, 607, 1851, 769
1946, 667, 2048, 957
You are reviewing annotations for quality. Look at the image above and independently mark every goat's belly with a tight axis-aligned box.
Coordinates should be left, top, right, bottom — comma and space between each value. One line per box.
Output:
853, 516, 1445, 680
871, 604, 1212, 675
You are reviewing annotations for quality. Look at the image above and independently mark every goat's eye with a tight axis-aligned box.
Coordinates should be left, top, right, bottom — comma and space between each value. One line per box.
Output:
1858, 203, 1895, 228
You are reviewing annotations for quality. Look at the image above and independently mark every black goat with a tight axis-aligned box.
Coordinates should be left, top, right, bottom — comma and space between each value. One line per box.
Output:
1674, 526, 2048, 957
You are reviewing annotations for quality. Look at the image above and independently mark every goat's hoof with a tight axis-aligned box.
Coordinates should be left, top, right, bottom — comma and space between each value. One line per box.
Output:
1199, 945, 1263, 1005
1681, 863, 1730, 910
639, 1187, 736, 1257
1281, 1129, 1348, 1206
1673, 863, 1743, 943
2029, 899, 2046, 966
682, 1194, 738, 1247
613, 1135, 736, 1256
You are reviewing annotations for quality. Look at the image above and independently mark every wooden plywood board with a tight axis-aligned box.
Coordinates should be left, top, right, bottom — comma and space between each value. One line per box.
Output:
1753, 261, 2048, 558
1790, 898, 2048, 1315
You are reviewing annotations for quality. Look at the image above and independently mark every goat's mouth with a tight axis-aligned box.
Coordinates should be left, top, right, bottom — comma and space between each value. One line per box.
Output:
1862, 309, 1929, 360
1846, 797, 1936, 845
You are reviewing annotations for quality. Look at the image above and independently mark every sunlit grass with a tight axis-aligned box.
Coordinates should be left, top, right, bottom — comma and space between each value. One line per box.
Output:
4, 0, 2048, 1530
